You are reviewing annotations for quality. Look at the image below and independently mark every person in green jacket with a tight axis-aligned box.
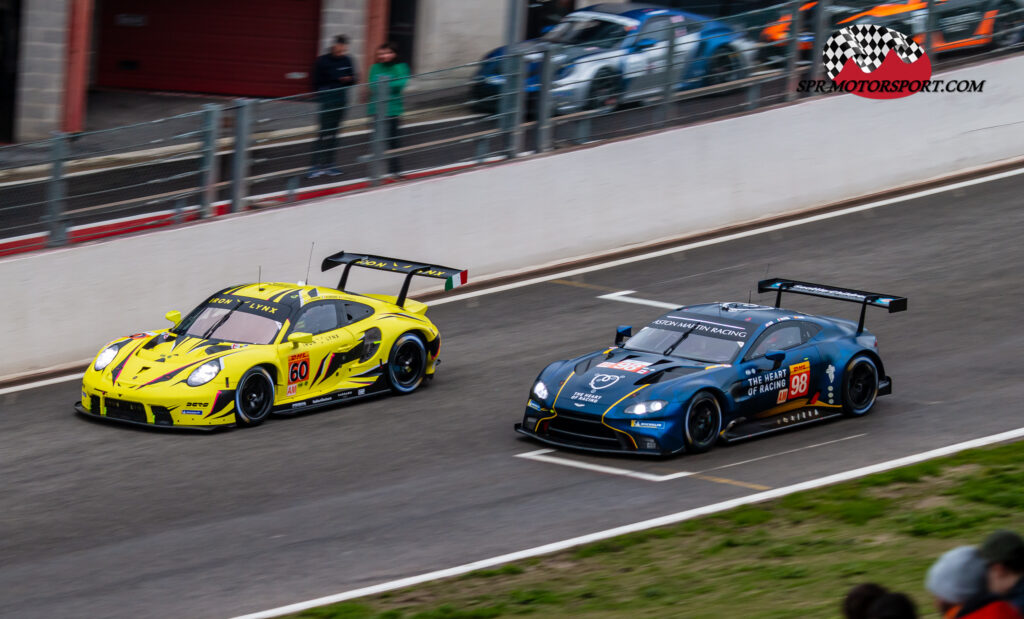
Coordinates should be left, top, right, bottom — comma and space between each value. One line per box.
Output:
368, 42, 410, 177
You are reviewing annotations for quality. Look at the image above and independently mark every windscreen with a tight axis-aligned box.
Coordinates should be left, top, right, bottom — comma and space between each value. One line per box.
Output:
541, 17, 631, 48
175, 296, 291, 345
624, 314, 753, 364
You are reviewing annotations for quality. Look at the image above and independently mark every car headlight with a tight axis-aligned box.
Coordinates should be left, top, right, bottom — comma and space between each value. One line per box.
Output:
532, 380, 549, 400
94, 343, 123, 371
624, 400, 668, 415
187, 359, 222, 387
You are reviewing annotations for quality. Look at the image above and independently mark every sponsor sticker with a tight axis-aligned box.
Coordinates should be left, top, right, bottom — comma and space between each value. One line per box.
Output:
630, 420, 665, 429
597, 360, 654, 374
288, 352, 310, 387
182, 409, 203, 416
788, 361, 811, 400
571, 391, 602, 404
589, 374, 620, 390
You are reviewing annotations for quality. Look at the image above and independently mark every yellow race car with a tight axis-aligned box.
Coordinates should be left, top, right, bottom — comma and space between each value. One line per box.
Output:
75, 252, 468, 429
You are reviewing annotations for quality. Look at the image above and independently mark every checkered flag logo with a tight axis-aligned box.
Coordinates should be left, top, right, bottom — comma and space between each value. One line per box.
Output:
822, 25, 925, 80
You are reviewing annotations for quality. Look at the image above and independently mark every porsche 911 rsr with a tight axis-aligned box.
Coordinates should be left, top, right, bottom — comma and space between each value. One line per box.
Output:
515, 279, 907, 456
76, 252, 468, 429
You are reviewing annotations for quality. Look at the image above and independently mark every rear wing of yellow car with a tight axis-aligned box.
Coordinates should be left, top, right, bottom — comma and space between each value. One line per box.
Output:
321, 251, 468, 308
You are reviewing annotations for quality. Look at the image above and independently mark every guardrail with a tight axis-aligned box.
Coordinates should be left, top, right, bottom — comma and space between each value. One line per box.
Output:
0, 1, 1020, 255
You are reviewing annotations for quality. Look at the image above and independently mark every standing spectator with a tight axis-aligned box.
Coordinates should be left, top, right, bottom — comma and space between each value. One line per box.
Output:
926, 546, 1021, 619
367, 42, 410, 178
866, 592, 918, 619
310, 35, 357, 178
979, 531, 1024, 614
845, 583, 891, 619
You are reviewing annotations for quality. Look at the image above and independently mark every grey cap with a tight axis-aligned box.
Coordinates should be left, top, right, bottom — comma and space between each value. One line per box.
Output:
925, 546, 987, 604
978, 530, 1024, 565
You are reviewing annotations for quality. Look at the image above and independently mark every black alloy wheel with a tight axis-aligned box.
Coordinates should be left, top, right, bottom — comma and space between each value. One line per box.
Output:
683, 391, 723, 453
707, 47, 739, 87
387, 333, 427, 394
235, 367, 275, 426
842, 355, 879, 417
586, 71, 622, 112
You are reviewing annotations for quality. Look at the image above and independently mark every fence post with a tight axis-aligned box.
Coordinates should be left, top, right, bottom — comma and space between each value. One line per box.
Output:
659, 26, 678, 127
507, 54, 526, 157
370, 76, 389, 186
785, 0, 804, 101
924, 0, 936, 58
230, 99, 252, 213
808, 0, 831, 85
200, 103, 221, 218
536, 49, 554, 153
44, 132, 68, 247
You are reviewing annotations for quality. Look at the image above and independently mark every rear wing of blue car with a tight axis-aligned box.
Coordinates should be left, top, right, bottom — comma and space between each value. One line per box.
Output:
758, 278, 907, 332
321, 251, 468, 308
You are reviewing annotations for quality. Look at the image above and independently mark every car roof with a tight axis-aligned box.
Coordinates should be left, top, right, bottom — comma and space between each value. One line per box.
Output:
663, 302, 814, 328
584, 3, 683, 20
220, 283, 364, 311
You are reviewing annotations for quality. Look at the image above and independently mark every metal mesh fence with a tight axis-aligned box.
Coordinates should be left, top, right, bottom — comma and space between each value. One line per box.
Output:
1, 1, 1021, 253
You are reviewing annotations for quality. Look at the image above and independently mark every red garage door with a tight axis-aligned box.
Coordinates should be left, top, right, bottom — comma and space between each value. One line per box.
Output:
97, 0, 321, 98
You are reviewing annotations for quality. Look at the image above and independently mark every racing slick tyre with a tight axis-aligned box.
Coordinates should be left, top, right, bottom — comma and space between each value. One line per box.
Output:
706, 46, 743, 88
586, 70, 623, 113
994, 2, 1024, 48
841, 355, 879, 417
683, 391, 723, 454
386, 333, 427, 394
235, 366, 275, 426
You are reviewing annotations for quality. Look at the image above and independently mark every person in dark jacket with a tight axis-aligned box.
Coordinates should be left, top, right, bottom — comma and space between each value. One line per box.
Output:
309, 35, 357, 178
866, 592, 918, 619
979, 531, 1024, 615
927, 545, 1022, 619
844, 583, 890, 619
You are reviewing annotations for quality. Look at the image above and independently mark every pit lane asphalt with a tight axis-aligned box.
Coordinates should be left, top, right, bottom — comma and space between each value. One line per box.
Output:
2, 170, 1023, 619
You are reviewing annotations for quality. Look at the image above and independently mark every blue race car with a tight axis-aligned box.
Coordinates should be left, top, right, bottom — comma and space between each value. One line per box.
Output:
515, 279, 907, 456
470, 3, 758, 114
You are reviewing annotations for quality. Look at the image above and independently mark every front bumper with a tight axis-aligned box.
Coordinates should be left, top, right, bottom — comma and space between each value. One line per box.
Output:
79, 376, 239, 429
75, 401, 226, 431
515, 405, 682, 456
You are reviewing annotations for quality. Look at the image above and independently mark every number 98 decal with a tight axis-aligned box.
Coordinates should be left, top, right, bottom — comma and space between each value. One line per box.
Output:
788, 361, 811, 400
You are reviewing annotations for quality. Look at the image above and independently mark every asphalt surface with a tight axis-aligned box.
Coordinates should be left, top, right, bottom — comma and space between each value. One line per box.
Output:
0, 78, 787, 240
2, 170, 1024, 618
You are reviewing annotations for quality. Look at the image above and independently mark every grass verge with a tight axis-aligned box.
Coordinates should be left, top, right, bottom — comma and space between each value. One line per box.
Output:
290, 440, 1024, 618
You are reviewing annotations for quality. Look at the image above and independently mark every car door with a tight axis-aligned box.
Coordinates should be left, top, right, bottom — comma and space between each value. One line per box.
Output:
625, 16, 673, 95
732, 321, 825, 417
278, 300, 357, 402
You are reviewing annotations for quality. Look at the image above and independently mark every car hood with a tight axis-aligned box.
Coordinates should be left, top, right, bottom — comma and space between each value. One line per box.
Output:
553, 350, 723, 414
486, 40, 616, 73
101, 332, 255, 389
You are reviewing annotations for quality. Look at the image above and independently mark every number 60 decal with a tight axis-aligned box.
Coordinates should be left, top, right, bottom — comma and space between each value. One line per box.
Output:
288, 352, 310, 385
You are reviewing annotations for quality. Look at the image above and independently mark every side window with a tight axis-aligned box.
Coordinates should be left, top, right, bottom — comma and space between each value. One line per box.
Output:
801, 322, 822, 341
747, 324, 804, 359
291, 302, 341, 336
344, 302, 374, 324
639, 17, 673, 43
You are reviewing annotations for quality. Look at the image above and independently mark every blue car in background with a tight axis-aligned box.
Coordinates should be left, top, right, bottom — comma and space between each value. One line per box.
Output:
471, 3, 758, 114
515, 279, 907, 456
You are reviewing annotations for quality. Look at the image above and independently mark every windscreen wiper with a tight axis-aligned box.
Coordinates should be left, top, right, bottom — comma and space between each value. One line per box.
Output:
664, 324, 698, 356
200, 301, 242, 341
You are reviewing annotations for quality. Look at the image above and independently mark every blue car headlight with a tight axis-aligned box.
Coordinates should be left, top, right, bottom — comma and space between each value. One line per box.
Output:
187, 359, 222, 387
624, 400, 668, 415
93, 343, 123, 371
532, 380, 549, 401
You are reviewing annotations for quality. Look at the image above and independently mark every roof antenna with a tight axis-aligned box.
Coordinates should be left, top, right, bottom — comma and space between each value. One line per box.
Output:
258, 265, 263, 291
302, 241, 315, 286
748, 290, 752, 303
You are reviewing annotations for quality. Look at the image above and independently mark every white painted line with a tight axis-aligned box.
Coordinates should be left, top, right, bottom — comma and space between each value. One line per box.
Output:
0, 373, 83, 395
231, 425, 1024, 619
428, 164, 1024, 307
596, 290, 679, 310
514, 449, 695, 482
702, 433, 867, 472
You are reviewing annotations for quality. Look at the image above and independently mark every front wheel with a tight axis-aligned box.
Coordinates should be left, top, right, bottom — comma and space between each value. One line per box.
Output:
235, 367, 275, 426
586, 71, 622, 112
842, 355, 879, 417
682, 391, 723, 454
386, 333, 427, 394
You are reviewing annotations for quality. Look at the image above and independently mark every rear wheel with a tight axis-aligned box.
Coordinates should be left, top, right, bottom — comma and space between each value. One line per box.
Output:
386, 333, 427, 394
842, 355, 879, 417
706, 46, 741, 88
683, 391, 722, 454
235, 367, 275, 426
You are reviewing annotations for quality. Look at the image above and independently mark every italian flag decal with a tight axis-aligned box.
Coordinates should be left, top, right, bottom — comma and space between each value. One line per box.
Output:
444, 270, 469, 291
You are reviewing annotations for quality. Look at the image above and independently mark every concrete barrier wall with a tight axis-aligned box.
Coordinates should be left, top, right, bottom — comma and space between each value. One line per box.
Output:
2, 56, 1022, 378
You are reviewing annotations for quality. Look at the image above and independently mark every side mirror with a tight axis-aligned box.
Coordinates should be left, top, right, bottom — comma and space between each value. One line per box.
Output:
634, 37, 658, 51
288, 332, 314, 345
165, 310, 181, 324
615, 325, 632, 347
765, 350, 786, 368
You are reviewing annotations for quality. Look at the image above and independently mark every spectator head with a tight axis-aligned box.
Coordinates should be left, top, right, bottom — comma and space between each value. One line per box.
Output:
978, 530, 1024, 596
866, 592, 918, 619
376, 42, 398, 65
926, 546, 988, 613
331, 35, 348, 56
843, 583, 889, 619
